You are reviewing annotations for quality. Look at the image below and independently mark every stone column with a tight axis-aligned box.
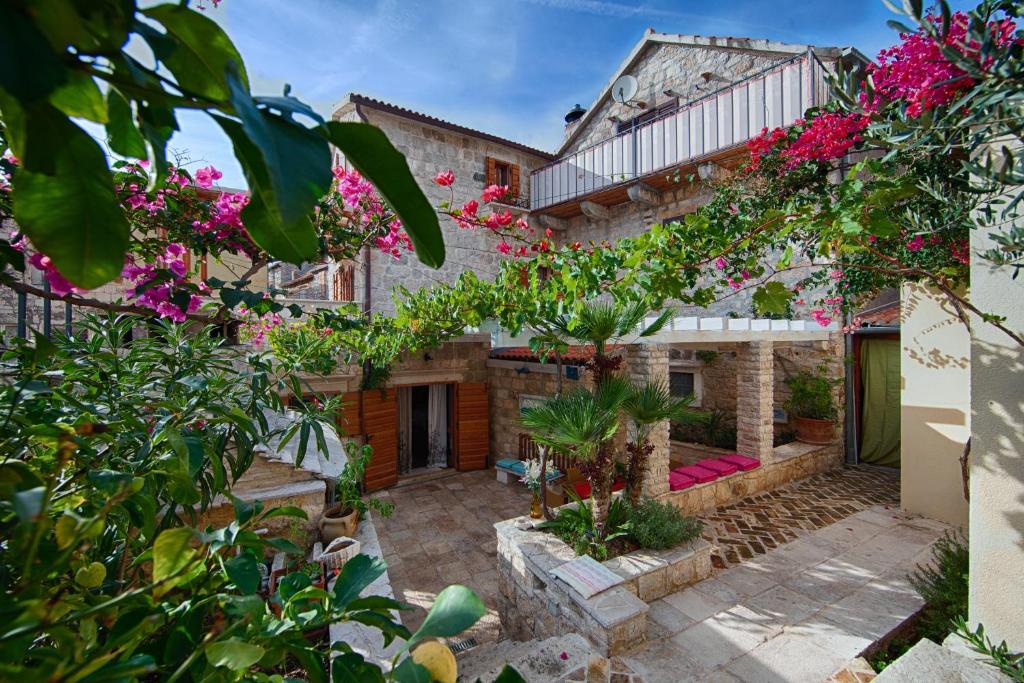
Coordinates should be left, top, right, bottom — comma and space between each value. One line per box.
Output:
624, 343, 670, 498
736, 340, 775, 462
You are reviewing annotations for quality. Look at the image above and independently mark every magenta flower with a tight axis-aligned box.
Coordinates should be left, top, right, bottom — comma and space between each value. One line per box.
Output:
194, 165, 223, 189
433, 169, 456, 187
906, 235, 925, 252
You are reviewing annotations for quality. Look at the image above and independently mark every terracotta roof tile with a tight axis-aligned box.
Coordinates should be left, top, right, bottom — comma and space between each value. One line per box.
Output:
856, 301, 900, 328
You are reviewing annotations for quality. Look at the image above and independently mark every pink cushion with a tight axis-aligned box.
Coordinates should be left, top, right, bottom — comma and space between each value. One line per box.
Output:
669, 471, 696, 491
673, 465, 719, 484
696, 458, 739, 476
719, 454, 761, 471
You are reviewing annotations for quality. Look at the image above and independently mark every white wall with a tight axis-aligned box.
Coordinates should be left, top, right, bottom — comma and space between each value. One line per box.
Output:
968, 147, 1024, 649
899, 282, 970, 527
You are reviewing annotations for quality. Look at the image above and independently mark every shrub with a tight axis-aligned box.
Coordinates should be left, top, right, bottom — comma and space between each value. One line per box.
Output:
538, 493, 629, 561
909, 530, 969, 642
783, 367, 837, 420
628, 499, 703, 550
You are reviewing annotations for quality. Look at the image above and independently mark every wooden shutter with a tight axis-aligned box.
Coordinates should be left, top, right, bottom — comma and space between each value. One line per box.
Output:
336, 391, 362, 437
485, 157, 497, 186
510, 163, 520, 198
454, 383, 488, 471
362, 389, 398, 490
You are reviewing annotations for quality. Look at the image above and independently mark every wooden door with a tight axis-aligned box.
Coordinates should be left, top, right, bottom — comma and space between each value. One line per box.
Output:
362, 389, 398, 490
453, 383, 488, 471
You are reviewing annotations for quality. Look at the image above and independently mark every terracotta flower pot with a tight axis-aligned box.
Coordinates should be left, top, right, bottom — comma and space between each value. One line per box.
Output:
320, 504, 359, 541
793, 416, 835, 445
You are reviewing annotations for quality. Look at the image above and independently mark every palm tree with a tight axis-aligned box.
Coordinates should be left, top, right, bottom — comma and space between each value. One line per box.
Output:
621, 382, 704, 507
521, 379, 630, 534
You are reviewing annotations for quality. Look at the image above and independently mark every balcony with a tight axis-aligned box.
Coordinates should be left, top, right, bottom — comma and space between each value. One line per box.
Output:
529, 53, 832, 219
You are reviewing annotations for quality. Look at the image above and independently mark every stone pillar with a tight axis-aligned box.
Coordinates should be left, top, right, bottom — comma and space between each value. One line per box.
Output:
736, 341, 774, 462
624, 343, 670, 498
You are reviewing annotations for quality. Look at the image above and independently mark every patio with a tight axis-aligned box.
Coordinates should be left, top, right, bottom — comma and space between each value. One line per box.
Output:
369, 470, 532, 643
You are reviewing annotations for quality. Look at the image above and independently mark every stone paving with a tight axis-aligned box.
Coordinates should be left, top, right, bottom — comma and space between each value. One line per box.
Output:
622, 506, 950, 682
700, 465, 901, 570
369, 469, 531, 643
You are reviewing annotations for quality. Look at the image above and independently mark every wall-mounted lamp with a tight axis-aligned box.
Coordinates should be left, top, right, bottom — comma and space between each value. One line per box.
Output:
516, 366, 531, 375
607, 115, 621, 124
423, 353, 433, 362
663, 88, 683, 98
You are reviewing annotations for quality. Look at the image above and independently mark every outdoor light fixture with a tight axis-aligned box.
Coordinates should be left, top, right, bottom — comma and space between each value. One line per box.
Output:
663, 88, 682, 98
516, 366, 531, 375
424, 353, 433, 361
607, 115, 621, 124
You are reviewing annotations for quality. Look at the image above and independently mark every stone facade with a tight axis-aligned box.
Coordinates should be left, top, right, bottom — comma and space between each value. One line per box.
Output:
736, 340, 775, 462
331, 102, 552, 317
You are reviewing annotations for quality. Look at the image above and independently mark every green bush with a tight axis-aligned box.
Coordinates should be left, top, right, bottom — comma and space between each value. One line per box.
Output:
783, 367, 837, 420
628, 499, 703, 550
909, 530, 969, 643
538, 492, 629, 561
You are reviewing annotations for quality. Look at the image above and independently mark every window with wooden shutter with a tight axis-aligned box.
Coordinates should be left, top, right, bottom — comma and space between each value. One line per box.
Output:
362, 389, 398, 490
484, 157, 519, 198
333, 262, 355, 302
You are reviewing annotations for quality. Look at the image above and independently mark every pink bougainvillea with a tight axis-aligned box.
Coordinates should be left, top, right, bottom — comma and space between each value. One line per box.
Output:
28, 253, 82, 298
194, 166, 223, 189
781, 113, 869, 169
862, 12, 1020, 117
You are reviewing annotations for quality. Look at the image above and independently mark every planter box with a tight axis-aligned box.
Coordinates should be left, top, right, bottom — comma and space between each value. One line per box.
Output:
495, 519, 711, 656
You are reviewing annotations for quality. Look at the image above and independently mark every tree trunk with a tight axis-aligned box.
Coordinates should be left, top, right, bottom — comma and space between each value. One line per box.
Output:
624, 440, 651, 508
538, 444, 553, 520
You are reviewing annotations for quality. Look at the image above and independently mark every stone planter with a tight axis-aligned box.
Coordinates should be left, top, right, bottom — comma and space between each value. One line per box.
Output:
320, 504, 359, 541
495, 518, 712, 656
793, 416, 835, 445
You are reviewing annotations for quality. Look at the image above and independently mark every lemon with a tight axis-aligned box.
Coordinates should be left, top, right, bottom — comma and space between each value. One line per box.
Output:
410, 639, 457, 683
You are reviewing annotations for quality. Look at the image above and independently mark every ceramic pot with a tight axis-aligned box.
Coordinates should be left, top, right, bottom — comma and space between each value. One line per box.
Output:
320, 504, 359, 541
793, 416, 835, 445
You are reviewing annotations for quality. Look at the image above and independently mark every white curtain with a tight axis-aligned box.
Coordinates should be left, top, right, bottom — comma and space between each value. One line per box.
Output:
397, 386, 412, 474
428, 384, 448, 468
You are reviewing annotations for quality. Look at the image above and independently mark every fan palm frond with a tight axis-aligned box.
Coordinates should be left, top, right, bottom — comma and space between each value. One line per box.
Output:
622, 381, 704, 443
521, 388, 620, 463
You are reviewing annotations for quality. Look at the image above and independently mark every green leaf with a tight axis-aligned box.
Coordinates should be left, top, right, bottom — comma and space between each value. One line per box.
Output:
224, 553, 261, 595
13, 486, 44, 523
106, 89, 147, 158
266, 536, 305, 555
55, 514, 77, 549
49, 71, 107, 123
75, 561, 107, 589
78, 654, 157, 682
10, 112, 130, 288
332, 554, 387, 608
751, 282, 795, 317
325, 121, 445, 268
390, 657, 431, 683
331, 652, 386, 683
213, 110, 323, 263
152, 527, 195, 583
205, 638, 265, 670
0, 5, 67, 101
406, 585, 486, 648
494, 665, 529, 683
261, 506, 309, 521
143, 4, 249, 101
277, 572, 312, 602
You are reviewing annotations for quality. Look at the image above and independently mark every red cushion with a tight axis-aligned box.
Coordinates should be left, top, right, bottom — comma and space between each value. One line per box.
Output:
696, 458, 739, 476
719, 454, 761, 471
669, 471, 696, 491
572, 480, 625, 499
673, 465, 719, 484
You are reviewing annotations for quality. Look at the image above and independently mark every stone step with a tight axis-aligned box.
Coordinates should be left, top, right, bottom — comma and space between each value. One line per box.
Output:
872, 637, 1011, 682
456, 634, 594, 683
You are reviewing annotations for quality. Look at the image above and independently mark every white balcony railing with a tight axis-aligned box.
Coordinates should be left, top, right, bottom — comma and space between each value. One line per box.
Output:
530, 53, 833, 210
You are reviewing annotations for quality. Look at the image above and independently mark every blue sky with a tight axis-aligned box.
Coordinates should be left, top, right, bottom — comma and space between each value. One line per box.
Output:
172, 0, 977, 188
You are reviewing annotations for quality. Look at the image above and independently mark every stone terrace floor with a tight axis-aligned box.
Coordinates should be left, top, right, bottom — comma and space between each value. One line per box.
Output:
701, 465, 901, 570
369, 469, 532, 644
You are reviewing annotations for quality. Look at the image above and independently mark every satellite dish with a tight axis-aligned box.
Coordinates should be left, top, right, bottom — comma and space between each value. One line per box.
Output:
611, 75, 639, 105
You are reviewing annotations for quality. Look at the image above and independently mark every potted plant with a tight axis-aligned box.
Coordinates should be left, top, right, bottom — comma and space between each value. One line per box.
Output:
783, 367, 838, 445
320, 442, 394, 541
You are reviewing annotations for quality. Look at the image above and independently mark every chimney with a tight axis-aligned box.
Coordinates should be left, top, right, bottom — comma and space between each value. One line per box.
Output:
563, 104, 586, 140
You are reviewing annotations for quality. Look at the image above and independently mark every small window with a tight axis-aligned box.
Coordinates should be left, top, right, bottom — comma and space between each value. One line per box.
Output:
495, 161, 511, 187
670, 369, 703, 406
670, 371, 695, 398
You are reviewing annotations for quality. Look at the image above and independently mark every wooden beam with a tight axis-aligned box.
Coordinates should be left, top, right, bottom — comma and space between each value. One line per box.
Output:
627, 182, 662, 207
579, 200, 611, 220
538, 214, 569, 232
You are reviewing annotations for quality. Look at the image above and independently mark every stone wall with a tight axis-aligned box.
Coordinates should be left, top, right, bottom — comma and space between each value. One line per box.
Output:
331, 105, 551, 317
486, 361, 588, 464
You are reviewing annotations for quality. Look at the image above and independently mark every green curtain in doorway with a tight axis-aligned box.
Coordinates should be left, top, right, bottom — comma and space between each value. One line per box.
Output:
860, 338, 901, 467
